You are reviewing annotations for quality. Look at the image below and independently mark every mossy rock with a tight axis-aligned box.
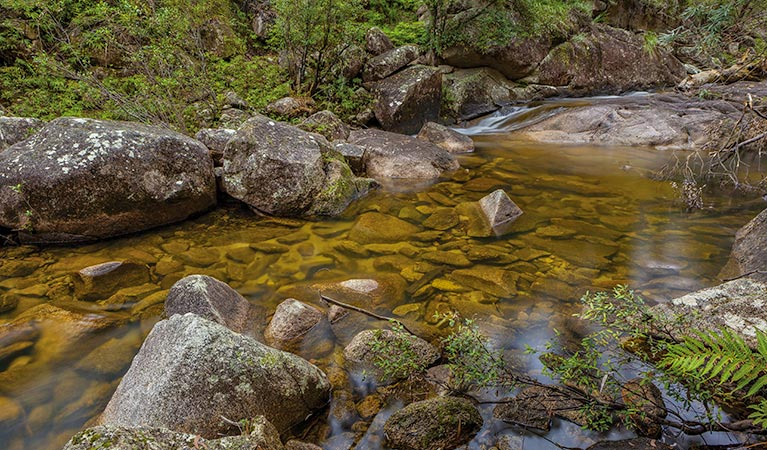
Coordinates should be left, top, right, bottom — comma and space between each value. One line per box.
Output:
383, 396, 482, 450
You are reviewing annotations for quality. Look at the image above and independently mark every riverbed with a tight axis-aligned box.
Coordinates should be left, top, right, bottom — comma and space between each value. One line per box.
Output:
0, 105, 764, 450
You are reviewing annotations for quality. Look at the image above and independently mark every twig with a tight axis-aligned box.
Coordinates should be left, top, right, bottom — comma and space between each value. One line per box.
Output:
317, 291, 416, 335
721, 270, 767, 282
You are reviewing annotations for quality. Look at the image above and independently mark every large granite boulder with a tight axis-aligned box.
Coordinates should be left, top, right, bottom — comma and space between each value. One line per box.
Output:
513, 96, 730, 149
442, 68, 517, 120
0, 118, 216, 243
165, 275, 252, 334
370, 65, 442, 134
529, 24, 685, 94
384, 396, 483, 450
349, 129, 458, 179
362, 45, 419, 83
720, 208, 767, 282
0, 117, 44, 151
441, 32, 552, 81
222, 115, 373, 216
99, 313, 331, 437
65, 420, 285, 450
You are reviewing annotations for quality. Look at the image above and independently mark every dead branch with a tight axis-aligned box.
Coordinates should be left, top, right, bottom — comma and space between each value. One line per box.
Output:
317, 291, 417, 335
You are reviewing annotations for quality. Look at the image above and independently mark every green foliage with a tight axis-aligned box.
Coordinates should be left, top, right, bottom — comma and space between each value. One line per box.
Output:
440, 316, 504, 391
381, 21, 426, 47
271, 0, 363, 95
370, 321, 429, 381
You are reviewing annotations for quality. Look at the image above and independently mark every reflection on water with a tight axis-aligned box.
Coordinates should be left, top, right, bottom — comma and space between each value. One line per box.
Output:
0, 131, 764, 450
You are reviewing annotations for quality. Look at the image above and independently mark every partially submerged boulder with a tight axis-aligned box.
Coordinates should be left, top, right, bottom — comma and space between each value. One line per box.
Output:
417, 122, 474, 153
264, 298, 333, 357
362, 45, 419, 83
222, 115, 373, 216
349, 129, 458, 180
165, 275, 252, 334
99, 313, 331, 437
384, 396, 483, 450
343, 328, 439, 385
0, 118, 216, 243
479, 189, 523, 235
371, 65, 442, 135
65, 421, 285, 450
0, 117, 44, 151
621, 378, 666, 438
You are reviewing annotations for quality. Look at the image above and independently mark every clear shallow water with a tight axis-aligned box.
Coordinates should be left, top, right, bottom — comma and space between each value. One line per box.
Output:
0, 117, 765, 450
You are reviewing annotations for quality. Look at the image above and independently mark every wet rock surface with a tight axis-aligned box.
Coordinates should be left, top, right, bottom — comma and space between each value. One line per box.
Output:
99, 313, 331, 437
443, 68, 519, 120
720, 207, 767, 282
73, 261, 150, 302
264, 298, 333, 357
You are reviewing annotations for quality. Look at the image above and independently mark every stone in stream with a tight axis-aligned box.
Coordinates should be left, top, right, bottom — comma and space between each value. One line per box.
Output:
478, 189, 524, 235
264, 298, 334, 358
586, 438, 675, 450
343, 329, 439, 386
0, 117, 216, 243
64, 420, 285, 450
348, 211, 420, 243
72, 261, 151, 302
0, 117, 44, 151
417, 122, 475, 153
99, 313, 331, 438
348, 129, 458, 180
222, 115, 374, 217
383, 396, 483, 450
165, 275, 252, 334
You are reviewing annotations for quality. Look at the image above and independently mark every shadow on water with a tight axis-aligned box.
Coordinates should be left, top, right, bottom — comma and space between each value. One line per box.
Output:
0, 101, 765, 449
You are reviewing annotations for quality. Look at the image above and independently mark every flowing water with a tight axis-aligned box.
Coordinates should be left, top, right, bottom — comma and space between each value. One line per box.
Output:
1, 103, 765, 450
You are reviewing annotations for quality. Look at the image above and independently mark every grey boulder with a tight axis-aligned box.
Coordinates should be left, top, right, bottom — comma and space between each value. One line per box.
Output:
384, 396, 483, 450
0, 117, 44, 151
720, 207, 767, 282
222, 115, 374, 216
0, 117, 216, 243
417, 122, 474, 153
371, 65, 442, 135
343, 329, 439, 385
349, 129, 458, 180
362, 45, 419, 83
165, 275, 252, 334
99, 313, 331, 437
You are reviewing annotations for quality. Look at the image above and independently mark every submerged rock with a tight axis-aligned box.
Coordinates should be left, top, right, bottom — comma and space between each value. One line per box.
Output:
222, 115, 372, 216
72, 261, 150, 302
586, 438, 674, 450
0, 117, 44, 151
64, 420, 285, 450
371, 65, 442, 135
0, 117, 216, 243
384, 396, 483, 450
349, 129, 458, 180
99, 313, 331, 437
348, 212, 420, 244
165, 275, 252, 334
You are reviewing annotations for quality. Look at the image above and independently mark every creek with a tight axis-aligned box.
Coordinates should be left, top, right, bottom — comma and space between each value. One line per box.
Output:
0, 100, 765, 450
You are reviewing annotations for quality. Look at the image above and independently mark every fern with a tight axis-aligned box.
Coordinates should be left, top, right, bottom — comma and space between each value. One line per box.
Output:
661, 327, 767, 397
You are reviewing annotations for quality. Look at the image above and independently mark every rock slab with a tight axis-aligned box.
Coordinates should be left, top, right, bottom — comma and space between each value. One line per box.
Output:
99, 313, 331, 437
